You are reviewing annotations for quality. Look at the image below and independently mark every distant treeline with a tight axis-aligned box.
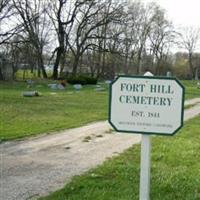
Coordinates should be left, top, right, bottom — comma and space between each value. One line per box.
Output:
0, 0, 199, 80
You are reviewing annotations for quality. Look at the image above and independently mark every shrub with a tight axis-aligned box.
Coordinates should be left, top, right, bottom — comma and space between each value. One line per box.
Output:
67, 76, 97, 85
82, 76, 98, 84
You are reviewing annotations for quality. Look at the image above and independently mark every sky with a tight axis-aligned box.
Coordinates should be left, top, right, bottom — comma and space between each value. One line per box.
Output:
142, 0, 200, 28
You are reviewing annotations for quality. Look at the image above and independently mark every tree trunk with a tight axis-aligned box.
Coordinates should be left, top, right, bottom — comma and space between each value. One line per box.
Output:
124, 54, 129, 75
40, 64, 47, 78
101, 24, 108, 78
37, 68, 41, 78
198, 65, 200, 79
96, 52, 101, 78
38, 55, 47, 78
23, 70, 26, 80
72, 56, 80, 76
53, 47, 63, 79
137, 56, 142, 75
59, 54, 66, 76
101, 51, 106, 78
195, 67, 199, 80
137, 48, 143, 75
31, 66, 34, 73
188, 53, 195, 79
89, 50, 95, 77
0, 67, 4, 80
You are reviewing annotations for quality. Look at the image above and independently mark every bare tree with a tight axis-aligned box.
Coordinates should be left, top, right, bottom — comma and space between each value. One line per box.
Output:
67, 0, 122, 76
121, 1, 144, 74
121, 2, 160, 75
0, 0, 13, 44
0, 0, 10, 28
47, 0, 87, 79
0, 0, 14, 79
148, 6, 176, 75
133, 2, 156, 74
95, 1, 124, 78
0, 0, 184, 80
179, 26, 200, 79
12, 0, 50, 78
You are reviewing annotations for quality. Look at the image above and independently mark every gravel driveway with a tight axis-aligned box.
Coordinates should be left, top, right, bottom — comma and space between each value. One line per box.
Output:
0, 98, 200, 200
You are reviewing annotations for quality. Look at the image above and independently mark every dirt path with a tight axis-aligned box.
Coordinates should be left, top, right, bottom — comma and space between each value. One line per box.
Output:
1, 98, 200, 200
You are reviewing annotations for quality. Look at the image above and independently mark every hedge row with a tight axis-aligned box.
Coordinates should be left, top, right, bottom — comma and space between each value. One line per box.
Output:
67, 76, 98, 85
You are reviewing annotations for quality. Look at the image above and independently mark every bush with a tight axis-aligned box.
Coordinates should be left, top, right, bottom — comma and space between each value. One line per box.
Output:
67, 76, 98, 85
83, 76, 98, 84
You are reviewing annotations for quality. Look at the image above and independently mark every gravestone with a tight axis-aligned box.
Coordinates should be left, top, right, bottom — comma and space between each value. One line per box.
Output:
73, 84, 82, 90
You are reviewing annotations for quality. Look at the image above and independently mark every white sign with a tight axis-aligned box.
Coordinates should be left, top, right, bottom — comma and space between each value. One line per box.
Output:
109, 76, 185, 135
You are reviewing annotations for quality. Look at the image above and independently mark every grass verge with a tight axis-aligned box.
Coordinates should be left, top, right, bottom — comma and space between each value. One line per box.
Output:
39, 115, 200, 200
184, 103, 197, 109
0, 80, 199, 140
0, 81, 108, 140
182, 80, 200, 99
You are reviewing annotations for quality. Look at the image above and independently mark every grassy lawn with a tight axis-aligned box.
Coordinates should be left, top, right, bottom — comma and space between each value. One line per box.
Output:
181, 80, 200, 99
0, 81, 108, 140
40, 115, 200, 200
0, 79, 199, 140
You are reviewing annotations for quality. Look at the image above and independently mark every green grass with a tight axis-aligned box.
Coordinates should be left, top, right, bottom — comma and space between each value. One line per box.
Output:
182, 80, 200, 99
0, 80, 199, 140
0, 81, 108, 140
40, 115, 200, 200
184, 103, 197, 109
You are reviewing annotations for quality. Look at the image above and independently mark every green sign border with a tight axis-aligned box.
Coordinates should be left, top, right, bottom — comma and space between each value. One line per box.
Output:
108, 75, 185, 136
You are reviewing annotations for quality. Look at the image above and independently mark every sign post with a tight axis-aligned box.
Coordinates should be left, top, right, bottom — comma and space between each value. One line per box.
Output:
139, 72, 153, 200
140, 134, 151, 200
108, 74, 185, 200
